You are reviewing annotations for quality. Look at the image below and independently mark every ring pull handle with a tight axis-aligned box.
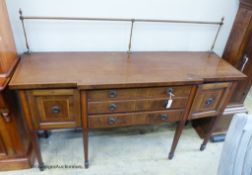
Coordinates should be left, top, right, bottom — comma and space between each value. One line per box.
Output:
0, 109, 11, 123
160, 114, 168, 121
205, 97, 214, 106
108, 117, 117, 125
109, 103, 117, 111
166, 88, 174, 95
108, 90, 117, 98
52, 106, 61, 114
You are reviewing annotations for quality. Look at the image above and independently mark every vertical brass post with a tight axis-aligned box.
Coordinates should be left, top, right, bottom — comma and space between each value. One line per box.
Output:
19, 9, 30, 53
210, 17, 224, 52
128, 19, 135, 54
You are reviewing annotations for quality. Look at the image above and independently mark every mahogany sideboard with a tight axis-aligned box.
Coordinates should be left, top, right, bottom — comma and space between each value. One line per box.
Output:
9, 52, 245, 170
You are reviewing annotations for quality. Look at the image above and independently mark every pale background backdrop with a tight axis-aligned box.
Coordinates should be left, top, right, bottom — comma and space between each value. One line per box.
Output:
6, 0, 239, 55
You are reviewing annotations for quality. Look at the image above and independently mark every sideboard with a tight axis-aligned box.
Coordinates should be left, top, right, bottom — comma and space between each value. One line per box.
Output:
9, 52, 246, 170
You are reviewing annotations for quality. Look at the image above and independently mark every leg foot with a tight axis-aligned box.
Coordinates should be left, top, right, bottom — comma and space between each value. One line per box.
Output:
38, 130, 51, 139
83, 128, 89, 169
139, 129, 146, 134
44, 130, 50, 138
200, 144, 206, 151
73, 128, 81, 132
38, 162, 45, 171
168, 121, 186, 161
185, 121, 190, 126
85, 160, 89, 169
168, 152, 174, 160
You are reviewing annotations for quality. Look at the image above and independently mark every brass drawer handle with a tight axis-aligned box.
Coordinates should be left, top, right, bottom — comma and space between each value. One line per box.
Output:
160, 114, 168, 121
166, 88, 174, 95
205, 97, 214, 105
108, 103, 117, 111
108, 90, 117, 98
52, 106, 61, 114
108, 117, 117, 125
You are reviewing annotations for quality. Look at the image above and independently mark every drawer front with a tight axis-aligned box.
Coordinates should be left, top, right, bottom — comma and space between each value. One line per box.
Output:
88, 98, 187, 114
27, 89, 81, 129
88, 86, 191, 101
88, 110, 184, 128
189, 82, 232, 119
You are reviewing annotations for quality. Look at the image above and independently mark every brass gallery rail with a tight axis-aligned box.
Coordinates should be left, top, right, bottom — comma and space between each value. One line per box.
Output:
19, 9, 224, 54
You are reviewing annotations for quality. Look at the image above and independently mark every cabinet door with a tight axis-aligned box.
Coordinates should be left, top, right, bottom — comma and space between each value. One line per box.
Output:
189, 83, 232, 120
27, 89, 81, 130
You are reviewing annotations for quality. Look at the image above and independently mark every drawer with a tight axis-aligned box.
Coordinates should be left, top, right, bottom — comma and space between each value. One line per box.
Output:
88, 110, 184, 128
189, 82, 232, 119
88, 98, 187, 114
27, 89, 81, 129
87, 86, 191, 101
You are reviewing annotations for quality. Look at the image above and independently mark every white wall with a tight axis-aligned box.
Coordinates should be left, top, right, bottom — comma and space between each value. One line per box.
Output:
6, 0, 239, 56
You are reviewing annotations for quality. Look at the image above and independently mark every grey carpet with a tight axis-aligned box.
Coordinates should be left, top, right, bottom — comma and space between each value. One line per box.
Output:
2, 124, 223, 175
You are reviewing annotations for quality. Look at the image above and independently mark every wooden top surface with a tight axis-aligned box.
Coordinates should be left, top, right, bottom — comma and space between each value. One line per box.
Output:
9, 52, 246, 90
